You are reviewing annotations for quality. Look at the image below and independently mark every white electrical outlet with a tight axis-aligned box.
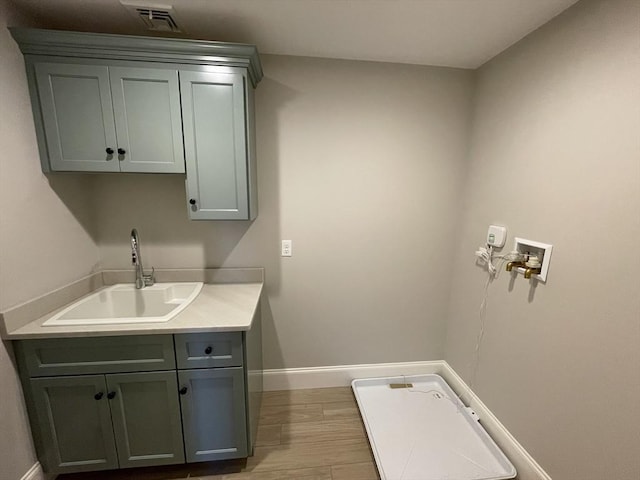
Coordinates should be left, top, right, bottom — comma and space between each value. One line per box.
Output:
281, 240, 292, 257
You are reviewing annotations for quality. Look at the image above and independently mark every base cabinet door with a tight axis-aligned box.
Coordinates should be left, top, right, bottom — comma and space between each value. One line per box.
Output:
30, 375, 118, 474
178, 367, 248, 462
106, 371, 185, 468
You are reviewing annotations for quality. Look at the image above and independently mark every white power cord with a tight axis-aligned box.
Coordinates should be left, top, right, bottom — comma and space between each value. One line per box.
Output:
475, 245, 497, 276
464, 245, 525, 404
475, 245, 525, 279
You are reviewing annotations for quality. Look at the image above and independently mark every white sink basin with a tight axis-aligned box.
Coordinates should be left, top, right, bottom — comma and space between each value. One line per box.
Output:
42, 282, 204, 326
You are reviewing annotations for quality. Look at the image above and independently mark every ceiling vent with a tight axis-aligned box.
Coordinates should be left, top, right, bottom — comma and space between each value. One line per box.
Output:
120, 1, 182, 33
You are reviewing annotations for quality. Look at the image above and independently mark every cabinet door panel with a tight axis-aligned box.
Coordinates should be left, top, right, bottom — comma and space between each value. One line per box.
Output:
181, 70, 249, 220
35, 63, 119, 172
30, 375, 118, 474
110, 67, 185, 173
107, 371, 184, 468
179, 367, 248, 462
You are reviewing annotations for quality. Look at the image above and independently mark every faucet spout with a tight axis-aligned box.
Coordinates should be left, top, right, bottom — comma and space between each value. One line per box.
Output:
506, 261, 526, 272
524, 267, 542, 279
131, 229, 154, 288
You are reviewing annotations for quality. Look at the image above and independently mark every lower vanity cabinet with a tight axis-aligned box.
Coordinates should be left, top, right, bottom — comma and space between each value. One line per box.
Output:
30, 371, 184, 473
15, 329, 262, 475
16, 335, 183, 474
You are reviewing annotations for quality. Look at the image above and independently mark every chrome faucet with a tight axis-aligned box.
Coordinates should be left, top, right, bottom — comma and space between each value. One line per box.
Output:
130, 229, 155, 289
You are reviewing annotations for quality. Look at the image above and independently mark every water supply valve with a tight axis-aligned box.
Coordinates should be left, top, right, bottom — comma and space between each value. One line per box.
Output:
507, 238, 553, 282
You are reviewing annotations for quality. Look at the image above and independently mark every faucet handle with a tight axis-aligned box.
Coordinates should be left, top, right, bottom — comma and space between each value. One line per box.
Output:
143, 267, 155, 286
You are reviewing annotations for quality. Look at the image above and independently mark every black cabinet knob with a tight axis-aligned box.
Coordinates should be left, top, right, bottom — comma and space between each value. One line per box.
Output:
106, 148, 114, 155
107, 391, 116, 400
117, 148, 126, 155
189, 198, 196, 206
205, 346, 212, 355
179, 387, 188, 395
94, 392, 104, 400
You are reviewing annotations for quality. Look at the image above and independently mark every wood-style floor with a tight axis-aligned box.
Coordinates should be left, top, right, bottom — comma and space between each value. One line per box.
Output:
59, 387, 380, 480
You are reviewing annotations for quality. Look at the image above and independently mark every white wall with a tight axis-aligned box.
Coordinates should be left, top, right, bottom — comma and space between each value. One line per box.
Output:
445, 1, 640, 479
93, 55, 475, 369
0, 16, 100, 311
0, 2, 101, 479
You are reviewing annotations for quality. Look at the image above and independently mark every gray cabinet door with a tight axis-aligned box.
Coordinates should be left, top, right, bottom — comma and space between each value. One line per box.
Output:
110, 67, 185, 173
106, 371, 185, 468
35, 62, 119, 172
180, 70, 250, 220
178, 367, 248, 462
30, 375, 118, 474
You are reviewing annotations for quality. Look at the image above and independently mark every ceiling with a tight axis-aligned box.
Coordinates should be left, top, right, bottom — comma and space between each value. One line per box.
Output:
8, 0, 580, 69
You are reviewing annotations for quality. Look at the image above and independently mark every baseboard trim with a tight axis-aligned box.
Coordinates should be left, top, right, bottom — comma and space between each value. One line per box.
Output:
441, 363, 552, 480
20, 462, 43, 480
263, 360, 445, 391
263, 360, 552, 480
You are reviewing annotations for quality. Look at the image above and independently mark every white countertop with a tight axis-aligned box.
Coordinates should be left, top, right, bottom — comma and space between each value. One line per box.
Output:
5, 282, 263, 339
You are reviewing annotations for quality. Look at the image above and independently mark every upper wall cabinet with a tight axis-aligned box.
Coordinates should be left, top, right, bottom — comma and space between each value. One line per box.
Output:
35, 62, 184, 173
181, 70, 257, 220
10, 28, 262, 220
